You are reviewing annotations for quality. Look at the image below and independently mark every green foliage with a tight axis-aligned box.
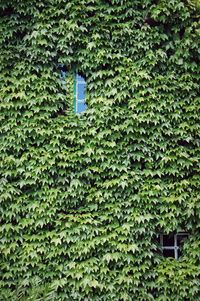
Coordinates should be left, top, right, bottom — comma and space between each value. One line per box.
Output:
0, 0, 199, 300
188, 0, 200, 12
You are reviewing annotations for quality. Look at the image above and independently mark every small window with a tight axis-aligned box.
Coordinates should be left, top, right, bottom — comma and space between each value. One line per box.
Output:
59, 66, 87, 114
159, 233, 188, 259
74, 73, 87, 113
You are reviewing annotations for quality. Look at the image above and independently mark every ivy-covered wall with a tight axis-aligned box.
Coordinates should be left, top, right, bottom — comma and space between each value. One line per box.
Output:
0, 0, 200, 300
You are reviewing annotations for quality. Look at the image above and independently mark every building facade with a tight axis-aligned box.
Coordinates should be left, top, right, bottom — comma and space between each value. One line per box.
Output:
1, 1, 200, 300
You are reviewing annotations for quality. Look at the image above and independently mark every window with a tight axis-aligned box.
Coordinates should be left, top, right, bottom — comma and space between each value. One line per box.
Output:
159, 233, 188, 259
59, 66, 87, 114
74, 74, 87, 114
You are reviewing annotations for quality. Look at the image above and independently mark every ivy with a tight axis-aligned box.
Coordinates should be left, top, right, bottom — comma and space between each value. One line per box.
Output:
0, 0, 200, 300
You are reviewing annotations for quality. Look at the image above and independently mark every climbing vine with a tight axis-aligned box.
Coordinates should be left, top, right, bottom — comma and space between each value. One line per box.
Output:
0, 0, 200, 300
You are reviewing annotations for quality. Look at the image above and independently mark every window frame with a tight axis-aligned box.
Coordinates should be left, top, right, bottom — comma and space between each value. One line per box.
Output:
159, 232, 189, 260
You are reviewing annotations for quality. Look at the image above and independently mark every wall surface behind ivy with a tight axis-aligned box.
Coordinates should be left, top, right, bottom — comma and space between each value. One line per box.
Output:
0, 0, 200, 300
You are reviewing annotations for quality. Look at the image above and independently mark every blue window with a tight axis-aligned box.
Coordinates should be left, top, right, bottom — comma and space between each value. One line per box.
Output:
74, 74, 87, 113
59, 67, 87, 114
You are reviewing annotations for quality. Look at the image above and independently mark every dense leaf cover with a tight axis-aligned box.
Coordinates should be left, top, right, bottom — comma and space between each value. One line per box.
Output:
0, 0, 200, 300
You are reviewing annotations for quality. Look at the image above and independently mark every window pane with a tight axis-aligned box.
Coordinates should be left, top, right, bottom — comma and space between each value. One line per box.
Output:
75, 73, 86, 113
76, 74, 85, 81
177, 234, 188, 246
77, 102, 87, 113
163, 249, 175, 258
163, 235, 174, 246
77, 83, 86, 100
178, 248, 182, 258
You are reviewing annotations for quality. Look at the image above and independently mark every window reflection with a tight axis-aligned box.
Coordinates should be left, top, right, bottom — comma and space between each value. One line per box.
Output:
75, 74, 87, 113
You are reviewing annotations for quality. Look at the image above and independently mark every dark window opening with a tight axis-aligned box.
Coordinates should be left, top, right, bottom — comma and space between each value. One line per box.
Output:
159, 232, 189, 260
